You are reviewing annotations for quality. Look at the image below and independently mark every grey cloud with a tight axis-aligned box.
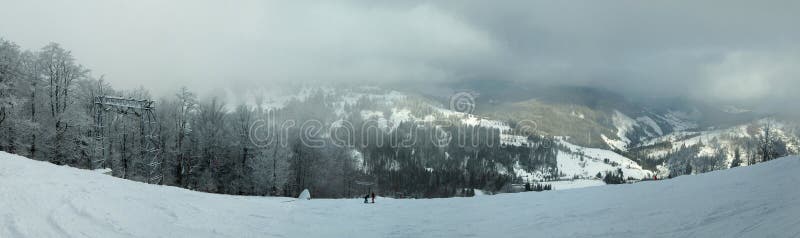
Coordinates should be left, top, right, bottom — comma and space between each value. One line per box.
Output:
0, 0, 798, 108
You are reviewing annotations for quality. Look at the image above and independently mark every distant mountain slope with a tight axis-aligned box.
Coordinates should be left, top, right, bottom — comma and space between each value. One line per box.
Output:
2, 151, 798, 237
288, 87, 658, 182
245, 85, 797, 185
402, 81, 799, 177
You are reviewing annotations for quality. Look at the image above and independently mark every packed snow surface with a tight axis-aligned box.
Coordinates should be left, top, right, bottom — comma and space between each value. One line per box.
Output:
1, 151, 799, 238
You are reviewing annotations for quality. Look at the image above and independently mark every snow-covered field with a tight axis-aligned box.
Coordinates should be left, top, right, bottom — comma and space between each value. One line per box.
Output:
539, 179, 606, 190
1, 151, 799, 238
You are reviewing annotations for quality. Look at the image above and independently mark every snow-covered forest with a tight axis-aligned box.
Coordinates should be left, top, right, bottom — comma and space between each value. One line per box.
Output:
0, 38, 567, 198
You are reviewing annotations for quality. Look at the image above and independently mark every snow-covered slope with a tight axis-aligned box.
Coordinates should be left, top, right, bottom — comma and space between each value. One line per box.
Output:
2, 151, 798, 238
556, 139, 654, 180
637, 120, 799, 166
601, 110, 695, 151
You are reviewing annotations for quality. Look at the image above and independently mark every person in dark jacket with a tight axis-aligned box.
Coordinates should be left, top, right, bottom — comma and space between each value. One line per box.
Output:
364, 194, 369, 203
371, 192, 376, 203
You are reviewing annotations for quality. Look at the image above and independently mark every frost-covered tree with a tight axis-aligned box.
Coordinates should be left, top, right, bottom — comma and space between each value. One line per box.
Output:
170, 86, 197, 187
0, 39, 21, 129
40, 43, 88, 164
192, 97, 228, 192
16, 50, 45, 159
0, 39, 23, 154
232, 104, 254, 194
757, 120, 787, 163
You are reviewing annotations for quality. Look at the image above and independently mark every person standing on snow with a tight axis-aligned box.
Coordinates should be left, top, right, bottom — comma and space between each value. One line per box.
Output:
364, 194, 369, 204
371, 192, 376, 203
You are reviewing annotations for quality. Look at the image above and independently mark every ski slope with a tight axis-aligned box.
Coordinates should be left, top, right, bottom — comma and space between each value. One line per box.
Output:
1, 151, 799, 238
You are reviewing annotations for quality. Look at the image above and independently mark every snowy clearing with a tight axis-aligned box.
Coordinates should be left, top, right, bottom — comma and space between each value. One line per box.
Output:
1, 151, 799, 238
557, 139, 654, 180
539, 179, 606, 191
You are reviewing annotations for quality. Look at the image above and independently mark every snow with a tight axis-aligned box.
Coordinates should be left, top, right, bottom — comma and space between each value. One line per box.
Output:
250, 86, 410, 118
629, 117, 798, 166
656, 164, 671, 178
460, 115, 511, 132
556, 150, 650, 180
570, 110, 585, 119
92, 168, 113, 175
601, 133, 628, 151
610, 110, 635, 148
697, 145, 717, 157
660, 110, 698, 132
360, 110, 384, 120
389, 108, 412, 124
607, 112, 665, 149
539, 179, 606, 191
557, 139, 653, 180
512, 161, 547, 181
639, 125, 747, 151
494, 162, 510, 175
2, 152, 800, 237
500, 134, 528, 147
435, 107, 511, 132
350, 149, 367, 172
350, 100, 517, 147
298, 189, 311, 200
359, 109, 411, 132
636, 116, 664, 136
640, 131, 701, 147
634, 120, 799, 164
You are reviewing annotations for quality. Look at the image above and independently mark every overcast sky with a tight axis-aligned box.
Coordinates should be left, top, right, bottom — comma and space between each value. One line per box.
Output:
1, 0, 798, 107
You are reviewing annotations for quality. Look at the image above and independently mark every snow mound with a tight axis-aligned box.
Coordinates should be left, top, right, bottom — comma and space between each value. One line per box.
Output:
92, 168, 113, 175
1, 151, 799, 238
298, 189, 311, 200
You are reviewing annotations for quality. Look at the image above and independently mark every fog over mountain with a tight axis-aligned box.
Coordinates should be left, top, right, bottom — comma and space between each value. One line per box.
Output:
1, 0, 798, 110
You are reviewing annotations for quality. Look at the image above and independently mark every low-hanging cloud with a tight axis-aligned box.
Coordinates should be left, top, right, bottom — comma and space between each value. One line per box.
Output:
0, 0, 798, 107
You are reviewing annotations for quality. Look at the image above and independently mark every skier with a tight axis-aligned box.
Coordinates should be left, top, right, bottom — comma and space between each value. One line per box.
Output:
364, 194, 369, 204
371, 192, 376, 203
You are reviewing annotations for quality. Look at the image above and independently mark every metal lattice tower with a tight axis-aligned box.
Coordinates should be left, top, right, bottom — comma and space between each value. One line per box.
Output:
92, 96, 162, 184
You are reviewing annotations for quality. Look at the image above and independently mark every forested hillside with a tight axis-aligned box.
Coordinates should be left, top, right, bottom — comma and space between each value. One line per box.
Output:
0, 38, 564, 198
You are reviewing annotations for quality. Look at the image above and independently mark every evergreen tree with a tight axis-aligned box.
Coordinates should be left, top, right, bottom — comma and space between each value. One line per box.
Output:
730, 148, 742, 168
684, 162, 693, 175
